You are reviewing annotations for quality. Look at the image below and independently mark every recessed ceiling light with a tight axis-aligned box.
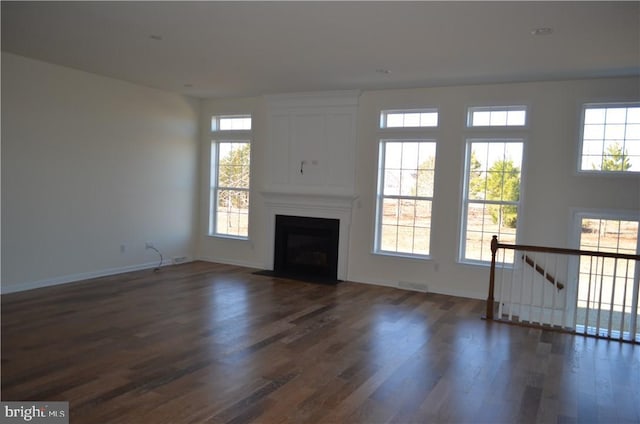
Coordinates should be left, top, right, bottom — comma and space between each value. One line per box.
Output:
531, 27, 553, 36
149, 34, 163, 41
376, 69, 392, 75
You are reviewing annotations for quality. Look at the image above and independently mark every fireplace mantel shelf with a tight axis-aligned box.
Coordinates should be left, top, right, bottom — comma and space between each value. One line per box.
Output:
260, 189, 358, 210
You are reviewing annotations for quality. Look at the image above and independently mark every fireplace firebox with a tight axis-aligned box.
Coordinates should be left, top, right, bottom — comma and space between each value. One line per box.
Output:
273, 215, 340, 283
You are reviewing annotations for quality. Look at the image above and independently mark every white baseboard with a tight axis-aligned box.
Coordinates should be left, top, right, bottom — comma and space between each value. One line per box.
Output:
347, 274, 485, 300
2, 260, 485, 300
196, 255, 265, 271
1, 260, 174, 295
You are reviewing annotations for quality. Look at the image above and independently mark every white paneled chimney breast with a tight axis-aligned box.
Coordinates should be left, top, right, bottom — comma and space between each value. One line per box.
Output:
262, 91, 360, 280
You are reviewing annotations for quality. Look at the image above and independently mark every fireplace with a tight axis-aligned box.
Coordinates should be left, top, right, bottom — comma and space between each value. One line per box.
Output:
273, 215, 340, 283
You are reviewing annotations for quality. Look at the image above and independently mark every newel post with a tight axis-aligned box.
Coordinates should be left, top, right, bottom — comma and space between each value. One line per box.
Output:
485, 235, 498, 320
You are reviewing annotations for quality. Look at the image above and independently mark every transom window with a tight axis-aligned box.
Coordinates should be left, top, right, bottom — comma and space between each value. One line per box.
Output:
579, 103, 640, 173
375, 140, 436, 257
210, 114, 252, 239
212, 114, 252, 131
461, 140, 524, 263
380, 109, 438, 128
467, 106, 527, 127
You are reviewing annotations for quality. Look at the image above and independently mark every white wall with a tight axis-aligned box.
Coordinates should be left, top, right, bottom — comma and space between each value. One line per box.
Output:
199, 77, 639, 300
349, 78, 639, 299
1, 52, 200, 293
6, 54, 635, 300
197, 96, 268, 268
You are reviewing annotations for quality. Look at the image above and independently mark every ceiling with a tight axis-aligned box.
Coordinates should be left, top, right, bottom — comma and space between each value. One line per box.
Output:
2, 1, 639, 98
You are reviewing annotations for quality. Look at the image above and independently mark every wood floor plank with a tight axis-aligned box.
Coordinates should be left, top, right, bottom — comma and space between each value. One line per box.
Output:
2, 261, 639, 423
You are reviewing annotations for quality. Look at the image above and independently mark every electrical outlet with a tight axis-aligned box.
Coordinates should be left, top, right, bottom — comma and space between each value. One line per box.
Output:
120, 244, 126, 253
145, 242, 154, 249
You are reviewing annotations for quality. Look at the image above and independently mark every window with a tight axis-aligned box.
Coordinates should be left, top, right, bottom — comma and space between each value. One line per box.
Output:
212, 115, 252, 131
574, 212, 639, 339
467, 106, 527, 127
380, 109, 438, 128
375, 140, 436, 256
579, 103, 640, 173
210, 115, 251, 238
461, 140, 524, 263
579, 216, 638, 256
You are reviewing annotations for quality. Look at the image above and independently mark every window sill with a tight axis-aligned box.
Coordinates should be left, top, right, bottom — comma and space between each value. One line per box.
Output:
576, 169, 640, 177
458, 259, 491, 268
372, 250, 431, 261
207, 234, 250, 241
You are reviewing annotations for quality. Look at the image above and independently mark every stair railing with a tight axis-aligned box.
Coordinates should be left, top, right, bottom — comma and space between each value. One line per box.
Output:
486, 235, 640, 343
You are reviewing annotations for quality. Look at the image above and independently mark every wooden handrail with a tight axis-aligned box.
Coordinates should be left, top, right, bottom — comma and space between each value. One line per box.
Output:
495, 241, 640, 261
522, 254, 564, 290
486, 235, 640, 343
486, 235, 639, 320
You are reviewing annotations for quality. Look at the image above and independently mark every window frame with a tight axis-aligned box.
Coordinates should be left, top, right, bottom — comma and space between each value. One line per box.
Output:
569, 208, 640, 339
466, 105, 528, 128
459, 138, 525, 266
571, 208, 640, 253
209, 115, 252, 240
372, 137, 438, 259
371, 106, 440, 260
577, 102, 640, 175
211, 114, 252, 132
374, 107, 440, 259
379, 108, 439, 129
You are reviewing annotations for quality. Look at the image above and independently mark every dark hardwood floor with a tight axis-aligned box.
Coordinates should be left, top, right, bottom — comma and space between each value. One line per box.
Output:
2, 261, 639, 423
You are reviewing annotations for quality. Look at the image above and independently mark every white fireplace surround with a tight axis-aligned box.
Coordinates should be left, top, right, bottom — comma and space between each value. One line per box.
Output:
262, 190, 356, 280
261, 91, 360, 281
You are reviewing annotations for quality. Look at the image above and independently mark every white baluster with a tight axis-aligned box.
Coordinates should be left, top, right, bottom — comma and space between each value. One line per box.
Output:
620, 258, 630, 341
583, 255, 595, 335
540, 252, 547, 324
529, 253, 536, 323
519, 251, 526, 322
508, 249, 518, 321
607, 257, 618, 337
596, 257, 606, 336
